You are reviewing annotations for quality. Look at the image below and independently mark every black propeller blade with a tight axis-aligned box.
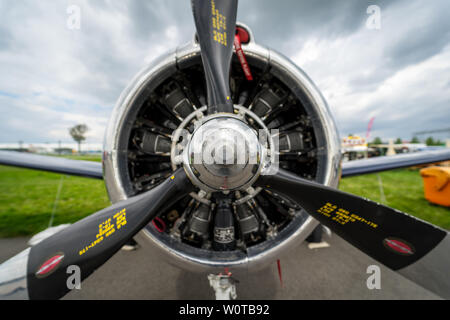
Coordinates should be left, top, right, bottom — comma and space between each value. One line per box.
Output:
22, 168, 193, 299
191, 0, 238, 114
256, 168, 450, 299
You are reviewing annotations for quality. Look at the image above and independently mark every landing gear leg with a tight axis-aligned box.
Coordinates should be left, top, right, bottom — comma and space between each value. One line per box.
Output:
306, 225, 323, 243
208, 272, 238, 300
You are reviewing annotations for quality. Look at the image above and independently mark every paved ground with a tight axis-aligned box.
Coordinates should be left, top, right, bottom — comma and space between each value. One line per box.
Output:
0, 235, 440, 300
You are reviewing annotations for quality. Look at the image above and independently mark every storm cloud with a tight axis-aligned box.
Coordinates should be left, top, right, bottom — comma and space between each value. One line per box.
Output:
0, 0, 449, 144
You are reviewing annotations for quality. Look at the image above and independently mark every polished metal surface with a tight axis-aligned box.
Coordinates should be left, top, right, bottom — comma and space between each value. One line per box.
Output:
103, 50, 178, 201
169, 105, 270, 205
103, 24, 341, 272
183, 115, 263, 192
0, 248, 30, 300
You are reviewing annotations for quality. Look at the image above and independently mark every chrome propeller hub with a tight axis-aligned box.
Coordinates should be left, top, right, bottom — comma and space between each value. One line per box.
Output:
183, 114, 265, 192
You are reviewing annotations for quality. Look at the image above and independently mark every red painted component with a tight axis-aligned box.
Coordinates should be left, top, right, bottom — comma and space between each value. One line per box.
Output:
152, 217, 166, 233
277, 259, 283, 288
236, 26, 250, 44
234, 33, 253, 81
383, 238, 415, 256
36, 253, 65, 278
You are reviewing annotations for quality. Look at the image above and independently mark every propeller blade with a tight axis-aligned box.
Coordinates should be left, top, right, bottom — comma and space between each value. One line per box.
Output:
256, 168, 450, 299
191, 0, 238, 114
0, 168, 194, 300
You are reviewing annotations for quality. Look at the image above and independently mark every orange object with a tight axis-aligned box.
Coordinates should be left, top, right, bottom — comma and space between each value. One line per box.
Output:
420, 166, 450, 207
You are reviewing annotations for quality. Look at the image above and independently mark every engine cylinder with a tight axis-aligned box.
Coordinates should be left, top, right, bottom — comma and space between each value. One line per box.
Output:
186, 203, 211, 239
212, 197, 236, 251
235, 203, 260, 237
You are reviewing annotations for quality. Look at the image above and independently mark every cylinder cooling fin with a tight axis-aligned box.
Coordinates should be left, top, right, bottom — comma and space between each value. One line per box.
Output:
103, 24, 341, 272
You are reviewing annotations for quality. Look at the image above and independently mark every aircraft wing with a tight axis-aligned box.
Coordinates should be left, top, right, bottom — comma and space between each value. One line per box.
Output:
1, 149, 450, 180
341, 149, 450, 177
0, 150, 103, 179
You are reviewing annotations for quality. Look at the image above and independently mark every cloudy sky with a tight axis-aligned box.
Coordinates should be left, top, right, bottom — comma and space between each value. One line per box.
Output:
0, 0, 449, 145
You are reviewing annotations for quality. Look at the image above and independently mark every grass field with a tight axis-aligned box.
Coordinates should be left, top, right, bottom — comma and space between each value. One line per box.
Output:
339, 168, 450, 230
0, 155, 449, 237
0, 155, 110, 237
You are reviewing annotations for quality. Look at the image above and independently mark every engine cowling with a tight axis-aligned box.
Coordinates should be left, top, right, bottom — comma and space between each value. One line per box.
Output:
103, 23, 341, 272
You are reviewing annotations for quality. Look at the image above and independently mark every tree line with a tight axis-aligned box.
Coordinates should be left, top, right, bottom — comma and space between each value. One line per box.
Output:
369, 136, 445, 146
